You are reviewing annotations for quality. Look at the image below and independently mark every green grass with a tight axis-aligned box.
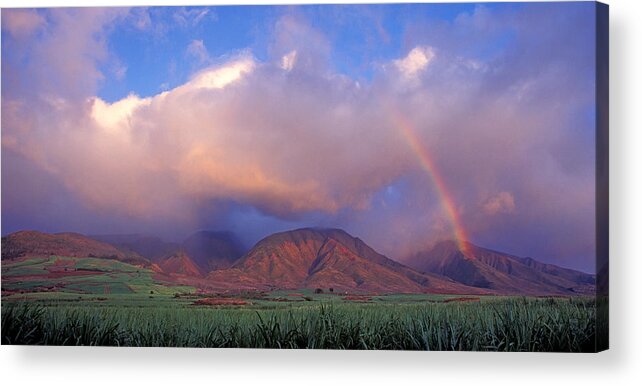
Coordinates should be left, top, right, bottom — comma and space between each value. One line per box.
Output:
1, 297, 598, 351
1, 256, 194, 296
1, 255, 600, 351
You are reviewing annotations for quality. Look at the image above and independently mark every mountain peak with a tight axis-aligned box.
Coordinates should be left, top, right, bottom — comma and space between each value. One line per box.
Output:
209, 227, 483, 294
405, 240, 595, 295
159, 250, 203, 277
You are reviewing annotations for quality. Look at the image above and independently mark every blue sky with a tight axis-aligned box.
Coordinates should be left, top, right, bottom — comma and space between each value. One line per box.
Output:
97, 3, 520, 102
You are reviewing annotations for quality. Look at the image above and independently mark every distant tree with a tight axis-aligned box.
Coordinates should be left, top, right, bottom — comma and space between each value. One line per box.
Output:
150, 290, 154, 294
314, 288, 324, 294
329, 288, 334, 293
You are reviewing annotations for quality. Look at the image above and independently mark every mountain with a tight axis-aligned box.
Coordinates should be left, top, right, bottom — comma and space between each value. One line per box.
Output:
1, 230, 152, 267
182, 231, 245, 271
207, 228, 485, 294
90, 234, 180, 262
159, 251, 204, 277
91, 231, 244, 272
405, 240, 595, 295
2, 229, 596, 296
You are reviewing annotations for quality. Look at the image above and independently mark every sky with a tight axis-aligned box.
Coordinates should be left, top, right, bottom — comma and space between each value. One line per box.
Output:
1, 3, 599, 272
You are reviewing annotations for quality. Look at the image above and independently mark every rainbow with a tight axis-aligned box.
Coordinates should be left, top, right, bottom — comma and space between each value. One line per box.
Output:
388, 108, 473, 258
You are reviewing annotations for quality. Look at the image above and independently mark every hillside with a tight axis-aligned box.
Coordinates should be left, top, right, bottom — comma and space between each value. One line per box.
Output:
92, 231, 245, 273
405, 240, 595, 295
90, 234, 180, 262
208, 228, 485, 294
182, 231, 245, 271
1, 230, 152, 267
159, 251, 204, 277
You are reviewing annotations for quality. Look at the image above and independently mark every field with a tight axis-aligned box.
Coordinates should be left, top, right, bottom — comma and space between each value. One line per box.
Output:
1, 255, 195, 296
1, 256, 599, 351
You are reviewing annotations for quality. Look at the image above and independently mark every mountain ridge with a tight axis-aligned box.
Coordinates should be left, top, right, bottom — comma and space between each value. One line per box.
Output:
208, 228, 488, 294
1, 230, 153, 268
405, 240, 595, 295
2, 228, 596, 296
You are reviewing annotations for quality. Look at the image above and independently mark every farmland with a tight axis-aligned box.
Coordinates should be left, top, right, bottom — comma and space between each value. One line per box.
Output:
1, 255, 194, 297
1, 255, 600, 351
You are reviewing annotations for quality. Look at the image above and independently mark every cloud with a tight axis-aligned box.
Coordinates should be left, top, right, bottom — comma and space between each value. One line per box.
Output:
269, 14, 332, 73
2, 6, 598, 271
186, 39, 209, 64
482, 191, 516, 215
173, 7, 212, 28
8, 8, 128, 101
1, 9, 45, 39
281, 50, 298, 71
91, 94, 152, 133
393, 46, 435, 80
130, 8, 152, 30
187, 55, 256, 90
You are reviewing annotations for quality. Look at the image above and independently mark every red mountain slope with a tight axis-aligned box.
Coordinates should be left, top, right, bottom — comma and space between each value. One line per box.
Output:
405, 240, 595, 295
1, 230, 152, 267
207, 228, 485, 294
159, 251, 204, 277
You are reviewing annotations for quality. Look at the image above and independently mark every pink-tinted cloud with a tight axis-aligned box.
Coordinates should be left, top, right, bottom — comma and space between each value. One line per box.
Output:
1, 9, 45, 39
482, 191, 516, 215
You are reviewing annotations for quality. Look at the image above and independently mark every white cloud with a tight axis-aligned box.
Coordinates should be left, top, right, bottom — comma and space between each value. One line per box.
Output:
91, 94, 151, 134
394, 46, 435, 80
281, 50, 297, 71
187, 56, 256, 90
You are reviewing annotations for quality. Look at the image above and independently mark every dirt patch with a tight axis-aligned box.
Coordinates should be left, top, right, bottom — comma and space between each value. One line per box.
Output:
442, 297, 481, 303
192, 298, 250, 306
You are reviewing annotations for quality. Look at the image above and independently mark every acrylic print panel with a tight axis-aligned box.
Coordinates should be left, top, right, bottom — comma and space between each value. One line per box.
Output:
1, 2, 608, 351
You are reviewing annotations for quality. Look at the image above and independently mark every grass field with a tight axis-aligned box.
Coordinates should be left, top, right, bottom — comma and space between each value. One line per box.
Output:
1, 296, 598, 351
1, 256, 600, 351
1, 255, 194, 296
